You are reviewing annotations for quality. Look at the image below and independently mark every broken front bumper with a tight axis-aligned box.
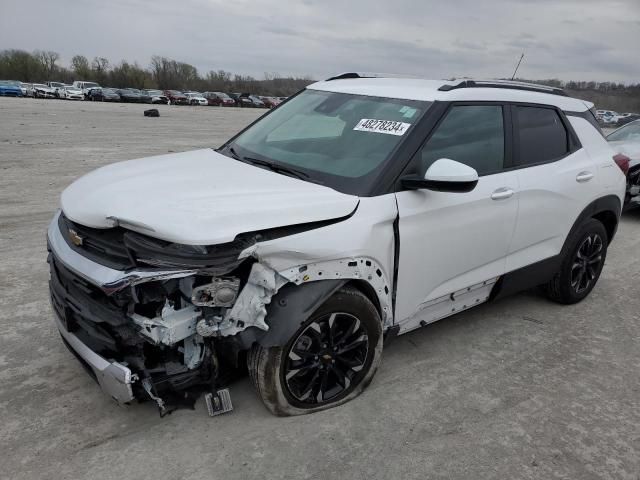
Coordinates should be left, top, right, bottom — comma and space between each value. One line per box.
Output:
53, 310, 136, 403
47, 210, 197, 292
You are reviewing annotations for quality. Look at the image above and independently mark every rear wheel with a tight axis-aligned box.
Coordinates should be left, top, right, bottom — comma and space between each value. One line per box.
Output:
248, 286, 383, 416
545, 218, 608, 304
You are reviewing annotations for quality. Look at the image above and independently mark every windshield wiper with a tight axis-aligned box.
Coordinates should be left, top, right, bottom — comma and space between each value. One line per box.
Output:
243, 156, 310, 180
224, 145, 313, 182
226, 146, 241, 160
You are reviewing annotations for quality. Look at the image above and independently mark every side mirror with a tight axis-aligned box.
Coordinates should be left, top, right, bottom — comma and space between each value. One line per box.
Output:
401, 158, 479, 193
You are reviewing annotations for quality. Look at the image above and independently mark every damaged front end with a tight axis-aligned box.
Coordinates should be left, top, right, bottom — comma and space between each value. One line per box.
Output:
48, 211, 287, 416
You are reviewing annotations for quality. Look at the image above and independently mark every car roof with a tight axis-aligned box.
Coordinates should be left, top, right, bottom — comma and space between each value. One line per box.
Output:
309, 76, 592, 112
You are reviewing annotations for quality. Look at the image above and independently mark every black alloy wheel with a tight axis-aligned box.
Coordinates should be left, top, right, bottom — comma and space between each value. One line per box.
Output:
283, 312, 369, 405
570, 233, 604, 294
545, 218, 608, 304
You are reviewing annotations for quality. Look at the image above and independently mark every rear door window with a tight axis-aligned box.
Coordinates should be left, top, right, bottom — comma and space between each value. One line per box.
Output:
515, 106, 569, 165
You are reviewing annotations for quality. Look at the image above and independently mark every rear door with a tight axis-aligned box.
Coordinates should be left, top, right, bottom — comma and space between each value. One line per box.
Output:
394, 103, 519, 327
505, 104, 598, 272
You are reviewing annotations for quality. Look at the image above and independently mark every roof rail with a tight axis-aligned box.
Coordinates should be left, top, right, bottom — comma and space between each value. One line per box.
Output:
438, 79, 568, 97
325, 72, 417, 81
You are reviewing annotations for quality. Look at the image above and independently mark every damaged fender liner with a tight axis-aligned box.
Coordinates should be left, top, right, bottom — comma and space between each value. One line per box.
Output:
235, 279, 346, 348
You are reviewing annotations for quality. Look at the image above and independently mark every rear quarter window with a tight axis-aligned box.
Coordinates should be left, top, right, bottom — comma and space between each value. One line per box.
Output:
515, 106, 569, 165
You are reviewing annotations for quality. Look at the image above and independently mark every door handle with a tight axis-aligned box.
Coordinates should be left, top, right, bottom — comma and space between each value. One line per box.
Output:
576, 171, 594, 183
491, 187, 514, 200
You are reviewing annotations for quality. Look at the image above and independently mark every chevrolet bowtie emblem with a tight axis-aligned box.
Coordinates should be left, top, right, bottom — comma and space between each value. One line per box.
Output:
68, 228, 84, 246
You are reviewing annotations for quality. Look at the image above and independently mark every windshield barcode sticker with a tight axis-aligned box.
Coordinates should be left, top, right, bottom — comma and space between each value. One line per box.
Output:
353, 119, 412, 136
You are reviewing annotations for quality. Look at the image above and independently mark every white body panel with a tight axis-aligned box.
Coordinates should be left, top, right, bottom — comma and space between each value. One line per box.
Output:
60, 149, 359, 245
570, 117, 626, 194
394, 171, 518, 324
505, 149, 597, 271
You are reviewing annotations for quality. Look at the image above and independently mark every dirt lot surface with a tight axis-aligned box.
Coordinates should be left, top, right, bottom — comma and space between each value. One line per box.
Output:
1, 97, 639, 480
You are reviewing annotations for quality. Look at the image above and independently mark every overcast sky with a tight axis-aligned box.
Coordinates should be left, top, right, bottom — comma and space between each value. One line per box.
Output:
1, 0, 639, 82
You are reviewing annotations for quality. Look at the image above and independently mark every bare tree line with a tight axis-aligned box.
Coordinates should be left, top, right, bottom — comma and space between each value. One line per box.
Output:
1, 49, 638, 109
0, 49, 314, 96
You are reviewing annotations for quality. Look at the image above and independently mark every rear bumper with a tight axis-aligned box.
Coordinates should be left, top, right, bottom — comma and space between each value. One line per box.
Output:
53, 308, 136, 403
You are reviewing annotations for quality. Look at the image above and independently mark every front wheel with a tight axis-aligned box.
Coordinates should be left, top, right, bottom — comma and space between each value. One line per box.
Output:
248, 286, 383, 416
545, 218, 608, 304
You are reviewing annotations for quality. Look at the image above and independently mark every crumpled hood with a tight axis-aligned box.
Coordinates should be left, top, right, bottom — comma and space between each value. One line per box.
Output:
61, 149, 358, 245
609, 140, 640, 168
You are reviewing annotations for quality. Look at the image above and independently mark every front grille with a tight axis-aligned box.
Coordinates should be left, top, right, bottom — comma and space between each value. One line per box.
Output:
58, 213, 134, 270
48, 253, 139, 360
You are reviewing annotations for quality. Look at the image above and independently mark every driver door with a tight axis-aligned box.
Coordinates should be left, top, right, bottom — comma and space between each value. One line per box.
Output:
394, 103, 518, 328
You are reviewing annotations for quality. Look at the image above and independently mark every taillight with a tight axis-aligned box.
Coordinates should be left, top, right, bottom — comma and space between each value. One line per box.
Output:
613, 153, 630, 175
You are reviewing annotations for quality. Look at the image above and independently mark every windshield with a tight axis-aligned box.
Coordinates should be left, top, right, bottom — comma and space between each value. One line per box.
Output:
608, 121, 640, 142
84, 83, 99, 88
229, 89, 428, 188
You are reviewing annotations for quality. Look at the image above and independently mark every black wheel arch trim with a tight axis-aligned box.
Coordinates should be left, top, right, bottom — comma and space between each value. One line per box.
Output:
566, 195, 621, 245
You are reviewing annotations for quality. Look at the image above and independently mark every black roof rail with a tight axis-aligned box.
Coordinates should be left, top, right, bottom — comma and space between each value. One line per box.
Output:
326, 72, 365, 81
325, 72, 414, 81
438, 79, 568, 97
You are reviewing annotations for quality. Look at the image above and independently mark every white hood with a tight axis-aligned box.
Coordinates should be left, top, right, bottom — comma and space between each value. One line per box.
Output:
61, 149, 358, 245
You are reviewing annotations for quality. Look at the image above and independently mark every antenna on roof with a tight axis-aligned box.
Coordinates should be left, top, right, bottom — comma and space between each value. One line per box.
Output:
511, 53, 525, 80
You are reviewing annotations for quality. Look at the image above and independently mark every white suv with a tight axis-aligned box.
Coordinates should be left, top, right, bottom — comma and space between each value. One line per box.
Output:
71, 80, 100, 98
47, 76, 626, 416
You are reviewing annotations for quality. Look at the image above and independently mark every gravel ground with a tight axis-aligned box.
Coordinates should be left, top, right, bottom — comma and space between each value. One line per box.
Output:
1, 97, 639, 480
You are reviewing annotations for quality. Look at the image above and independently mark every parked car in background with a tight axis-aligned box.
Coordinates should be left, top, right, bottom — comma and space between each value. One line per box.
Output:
87, 87, 103, 101
0, 80, 23, 96
21, 82, 33, 96
143, 89, 169, 104
59, 86, 84, 100
32, 83, 57, 98
246, 94, 266, 108
164, 90, 188, 105
185, 92, 208, 106
101, 88, 121, 102
72, 81, 101, 99
596, 109, 620, 125
228, 92, 254, 108
137, 90, 153, 103
607, 120, 640, 209
259, 96, 280, 108
616, 113, 640, 127
203, 91, 234, 106
46, 82, 66, 98
117, 88, 143, 102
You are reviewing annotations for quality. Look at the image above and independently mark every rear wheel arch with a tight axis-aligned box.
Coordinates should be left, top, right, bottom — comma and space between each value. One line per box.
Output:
563, 195, 620, 253
592, 209, 618, 243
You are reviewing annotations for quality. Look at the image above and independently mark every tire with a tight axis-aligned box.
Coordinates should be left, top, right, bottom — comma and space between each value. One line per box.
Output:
545, 218, 608, 304
248, 285, 383, 416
